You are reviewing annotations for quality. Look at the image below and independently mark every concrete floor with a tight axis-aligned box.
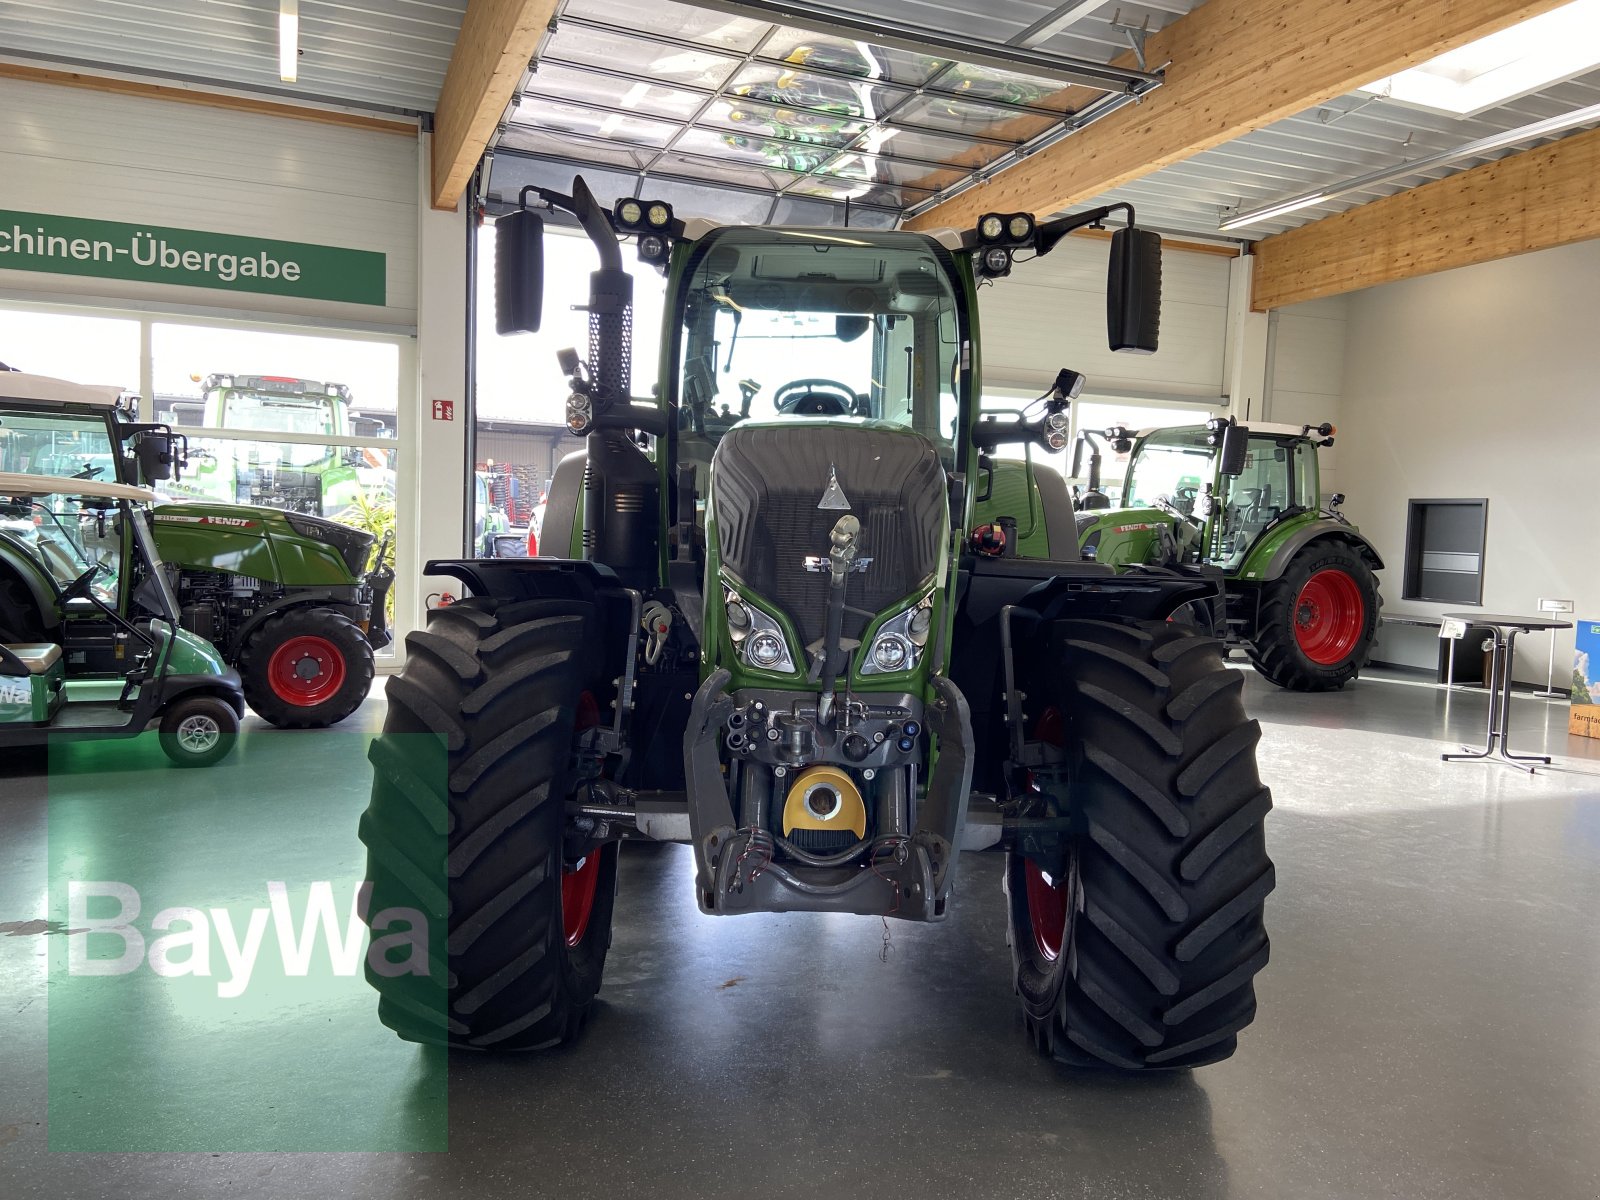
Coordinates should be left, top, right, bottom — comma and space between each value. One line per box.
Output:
3, 669, 1600, 1198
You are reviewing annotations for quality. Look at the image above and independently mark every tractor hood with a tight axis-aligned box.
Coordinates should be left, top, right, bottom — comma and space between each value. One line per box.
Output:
708, 421, 946, 689
152, 501, 372, 586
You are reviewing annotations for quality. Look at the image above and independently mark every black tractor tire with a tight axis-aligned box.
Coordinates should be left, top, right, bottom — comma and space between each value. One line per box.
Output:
0, 572, 48, 643
239, 607, 375, 728
1005, 618, 1274, 1070
157, 694, 240, 768
358, 596, 619, 1050
1247, 541, 1379, 691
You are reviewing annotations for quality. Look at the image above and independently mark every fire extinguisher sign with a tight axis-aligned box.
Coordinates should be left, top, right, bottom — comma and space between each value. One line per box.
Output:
431, 399, 454, 421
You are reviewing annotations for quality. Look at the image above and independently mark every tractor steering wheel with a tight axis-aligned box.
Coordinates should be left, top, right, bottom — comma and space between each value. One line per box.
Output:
774, 378, 858, 416
59, 562, 103, 602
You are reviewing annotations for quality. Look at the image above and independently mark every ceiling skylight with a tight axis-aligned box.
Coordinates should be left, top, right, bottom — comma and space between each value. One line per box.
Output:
1360, 0, 1600, 116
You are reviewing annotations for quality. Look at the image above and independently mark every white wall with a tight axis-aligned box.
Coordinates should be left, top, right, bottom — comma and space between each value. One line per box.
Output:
1266, 294, 1348, 497
1333, 239, 1600, 683
410, 135, 469, 634
0, 78, 419, 328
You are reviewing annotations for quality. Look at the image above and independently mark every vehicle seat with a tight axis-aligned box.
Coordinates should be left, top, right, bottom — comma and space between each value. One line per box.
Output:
1, 643, 62, 675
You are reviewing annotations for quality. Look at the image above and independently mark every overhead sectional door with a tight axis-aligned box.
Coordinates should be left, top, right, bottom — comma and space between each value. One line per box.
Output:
978, 238, 1232, 403
0, 77, 418, 329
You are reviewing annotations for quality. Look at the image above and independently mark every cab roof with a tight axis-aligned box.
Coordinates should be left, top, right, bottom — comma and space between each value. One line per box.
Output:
0, 471, 154, 503
0, 371, 125, 408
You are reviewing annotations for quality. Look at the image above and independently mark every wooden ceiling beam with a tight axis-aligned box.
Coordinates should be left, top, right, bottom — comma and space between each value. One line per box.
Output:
905, 0, 1570, 233
431, 0, 558, 211
1250, 125, 1600, 310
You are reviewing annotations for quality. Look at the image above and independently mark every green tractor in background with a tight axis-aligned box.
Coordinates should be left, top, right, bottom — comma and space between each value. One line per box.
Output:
0, 369, 391, 728
357, 178, 1275, 1071
167, 373, 394, 519
1067, 420, 1383, 690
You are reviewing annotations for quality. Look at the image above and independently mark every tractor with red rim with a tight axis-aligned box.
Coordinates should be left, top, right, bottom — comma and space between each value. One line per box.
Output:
1070, 420, 1382, 690
357, 176, 1276, 1070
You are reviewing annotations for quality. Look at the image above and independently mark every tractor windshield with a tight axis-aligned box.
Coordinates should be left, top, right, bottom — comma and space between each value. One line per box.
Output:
675, 227, 966, 462
0, 406, 118, 481
1124, 427, 1215, 514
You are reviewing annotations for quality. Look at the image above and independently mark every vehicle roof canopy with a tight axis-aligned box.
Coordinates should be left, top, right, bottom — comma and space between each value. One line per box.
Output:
0, 372, 125, 409
0, 471, 154, 503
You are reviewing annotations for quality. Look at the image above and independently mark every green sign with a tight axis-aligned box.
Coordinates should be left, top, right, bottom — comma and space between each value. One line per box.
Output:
0, 208, 386, 306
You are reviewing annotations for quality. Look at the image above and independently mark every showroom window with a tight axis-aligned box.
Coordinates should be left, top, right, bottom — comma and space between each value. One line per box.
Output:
0, 301, 413, 654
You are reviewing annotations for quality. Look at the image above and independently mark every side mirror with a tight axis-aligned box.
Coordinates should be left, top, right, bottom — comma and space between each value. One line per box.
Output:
495, 209, 545, 335
1107, 227, 1162, 354
1217, 421, 1250, 476
135, 432, 175, 482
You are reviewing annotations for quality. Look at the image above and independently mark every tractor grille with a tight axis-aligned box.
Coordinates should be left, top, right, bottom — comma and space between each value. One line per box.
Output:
711, 425, 946, 652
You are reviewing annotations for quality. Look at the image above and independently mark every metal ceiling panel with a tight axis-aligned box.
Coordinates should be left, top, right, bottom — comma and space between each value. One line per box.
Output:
0, 0, 468, 112
490, 0, 1179, 226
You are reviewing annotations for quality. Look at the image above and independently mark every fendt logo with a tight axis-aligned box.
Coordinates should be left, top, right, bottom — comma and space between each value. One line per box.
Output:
155, 514, 257, 527
67, 881, 428, 999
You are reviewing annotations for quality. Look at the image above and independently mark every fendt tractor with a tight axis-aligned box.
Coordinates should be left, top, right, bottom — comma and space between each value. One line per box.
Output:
360, 180, 1276, 1070
0, 369, 391, 727
1070, 421, 1383, 690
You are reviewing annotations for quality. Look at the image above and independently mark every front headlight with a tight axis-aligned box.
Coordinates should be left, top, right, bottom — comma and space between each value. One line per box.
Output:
862, 592, 935, 676
724, 588, 796, 673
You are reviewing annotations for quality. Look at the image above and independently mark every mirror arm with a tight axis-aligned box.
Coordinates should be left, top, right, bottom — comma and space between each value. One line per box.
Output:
518, 180, 622, 270
1033, 202, 1136, 258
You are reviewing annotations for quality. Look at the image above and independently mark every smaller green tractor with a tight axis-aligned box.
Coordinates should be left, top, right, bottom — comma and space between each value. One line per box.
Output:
152, 505, 392, 727
1068, 419, 1382, 690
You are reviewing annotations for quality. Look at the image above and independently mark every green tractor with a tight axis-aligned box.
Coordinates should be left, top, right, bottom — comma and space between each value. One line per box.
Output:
1067, 420, 1383, 690
167, 373, 393, 519
152, 504, 391, 728
0, 370, 391, 728
358, 179, 1275, 1070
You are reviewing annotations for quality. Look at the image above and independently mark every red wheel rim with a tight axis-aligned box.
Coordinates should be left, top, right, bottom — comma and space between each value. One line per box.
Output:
561, 852, 601, 947
561, 690, 604, 947
1293, 568, 1365, 665
1024, 705, 1070, 961
1025, 861, 1070, 961
266, 635, 347, 706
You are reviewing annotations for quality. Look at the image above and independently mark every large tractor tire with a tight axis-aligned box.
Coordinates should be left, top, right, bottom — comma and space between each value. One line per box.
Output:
358, 596, 619, 1050
239, 607, 375, 728
1006, 618, 1274, 1070
1248, 541, 1379, 691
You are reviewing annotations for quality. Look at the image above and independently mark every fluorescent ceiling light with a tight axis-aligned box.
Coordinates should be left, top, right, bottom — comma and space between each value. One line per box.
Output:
1218, 99, 1600, 231
279, 0, 299, 84
1218, 193, 1327, 230
1360, 0, 1600, 116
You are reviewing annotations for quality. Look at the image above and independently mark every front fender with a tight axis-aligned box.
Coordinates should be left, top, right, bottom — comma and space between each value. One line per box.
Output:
1237, 516, 1385, 583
